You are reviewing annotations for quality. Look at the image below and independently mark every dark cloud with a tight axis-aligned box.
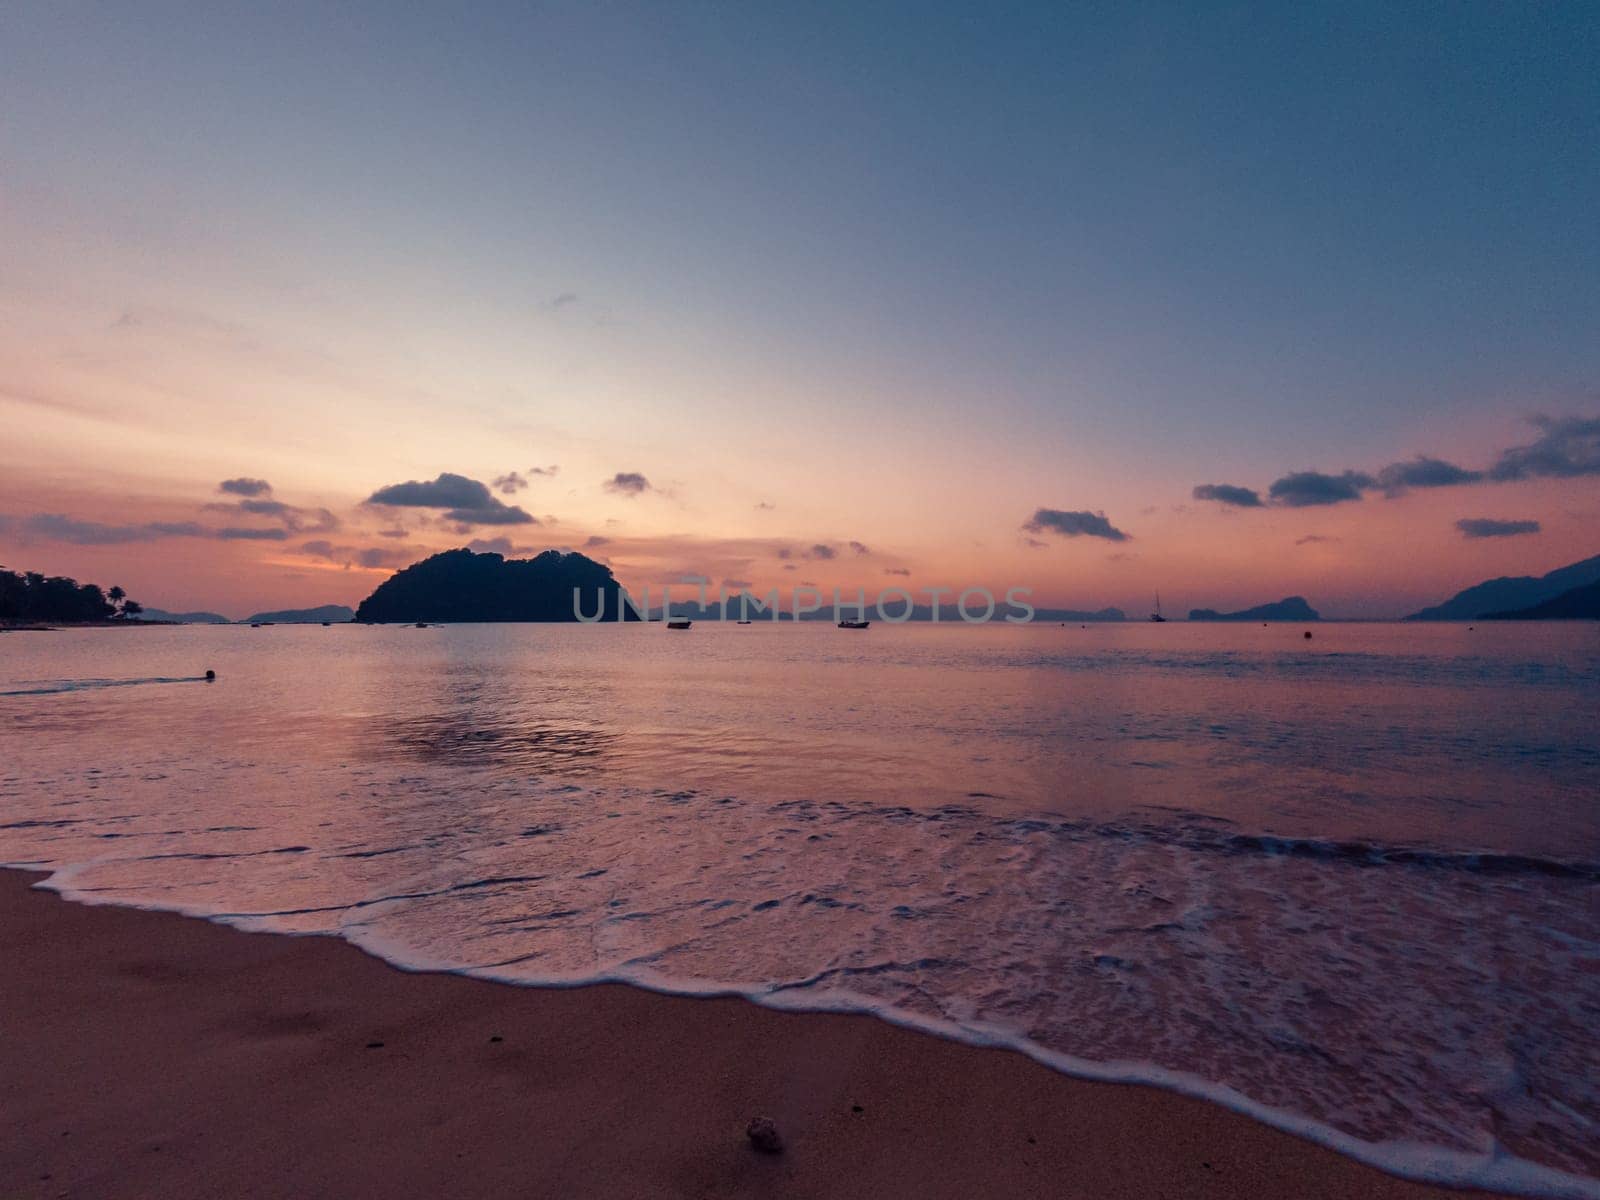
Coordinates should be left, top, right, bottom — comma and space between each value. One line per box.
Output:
722, 577, 754, 590
218, 478, 272, 497
1021, 508, 1131, 542
848, 540, 871, 556
603, 472, 652, 496
883, 567, 911, 577
366, 472, 536, 526
1489, 414, 1600, 481
1375, 456, 1484, 494
1295, 534, 1341, 546
1192, 483, 1263, 508
775, 547, 793, 560
1456, 517, 1542, 539
217, 526, 289, 541
1267, 470, 1374, 507
493, 472, 529, 494
583, 535, 610, 548
377, 528, 409, 539
1022, 536, 1048, 549
8, 514, 207, 545
808, 544, 838, 560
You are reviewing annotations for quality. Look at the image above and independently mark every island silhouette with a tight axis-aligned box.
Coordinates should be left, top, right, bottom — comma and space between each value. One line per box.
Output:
1188, 597, 1320, 622
354, 548, 635, 623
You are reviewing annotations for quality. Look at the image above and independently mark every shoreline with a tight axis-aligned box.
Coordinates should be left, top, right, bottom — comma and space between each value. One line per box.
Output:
0, 867, 1536, 1200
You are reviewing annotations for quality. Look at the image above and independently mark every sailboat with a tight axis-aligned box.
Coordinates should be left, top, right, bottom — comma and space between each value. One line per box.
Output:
1148, 592, 1167, 623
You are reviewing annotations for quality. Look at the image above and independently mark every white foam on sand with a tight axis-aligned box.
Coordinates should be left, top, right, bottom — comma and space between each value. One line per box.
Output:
18, 857, 1600, 1200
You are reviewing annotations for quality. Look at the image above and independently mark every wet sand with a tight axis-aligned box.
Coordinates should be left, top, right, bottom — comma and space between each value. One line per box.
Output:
0, 868, 1513, 1199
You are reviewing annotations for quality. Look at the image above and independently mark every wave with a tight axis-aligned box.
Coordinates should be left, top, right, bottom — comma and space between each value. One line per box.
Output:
7, 862, 1597, 1200
0, 675, 212, 697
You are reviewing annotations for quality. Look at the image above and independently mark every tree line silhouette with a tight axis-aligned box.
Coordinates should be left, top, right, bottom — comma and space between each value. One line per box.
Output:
0, 566, 144, 624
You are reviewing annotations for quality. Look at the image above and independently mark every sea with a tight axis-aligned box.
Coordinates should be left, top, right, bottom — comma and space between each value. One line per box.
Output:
1, 621, 1596, 1196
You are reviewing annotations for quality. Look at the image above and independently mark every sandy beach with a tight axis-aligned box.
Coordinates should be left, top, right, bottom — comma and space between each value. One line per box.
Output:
0, 868, 1518, 1200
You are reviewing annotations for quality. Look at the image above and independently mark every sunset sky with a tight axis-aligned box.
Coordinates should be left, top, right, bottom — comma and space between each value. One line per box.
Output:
3, 2, 1597, 618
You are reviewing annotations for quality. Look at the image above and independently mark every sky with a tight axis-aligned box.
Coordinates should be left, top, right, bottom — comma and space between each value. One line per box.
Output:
2, 1, 1597, 619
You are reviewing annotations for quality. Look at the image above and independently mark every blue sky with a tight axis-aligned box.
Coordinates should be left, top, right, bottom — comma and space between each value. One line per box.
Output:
2, 1, 1597, 614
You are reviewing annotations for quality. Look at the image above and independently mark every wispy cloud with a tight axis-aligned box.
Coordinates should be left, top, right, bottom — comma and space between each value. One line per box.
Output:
4, 514, 207, 545
218, 477, 272, 498
1455, 517, 1541, 539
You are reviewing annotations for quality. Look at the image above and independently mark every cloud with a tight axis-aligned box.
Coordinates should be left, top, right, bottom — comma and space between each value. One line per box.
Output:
603, 472, 652, 496
218, 477, 272, 497
1267, 470, 1374, 507
1192, 483, 1263, 508
205, 498, 340, 533
217, 526, 289, 541
755, 501, 776, 511
7, 514, 208, 545
1022, 536, 1048, 549
1375, 456, 1484, 495
722, 577, 753, 590
583, 535, 610, 548
677, 573, 711, 586
493, 472, 529, 494
377, 528, 409, 539
807, 543, 838, 560
848, 540, 871, 555
1021, 508, 1131, 542
1456, 517, 1542, 539
1489, 414, 1600, 481
1295, 534, 1341, 545
550, 292, 579, 309
883, 567, 911, 576
300, 540, 416, 569
366, 472, 536, 526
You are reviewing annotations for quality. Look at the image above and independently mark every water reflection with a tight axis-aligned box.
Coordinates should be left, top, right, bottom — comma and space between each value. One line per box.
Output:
378, 711, 620, 772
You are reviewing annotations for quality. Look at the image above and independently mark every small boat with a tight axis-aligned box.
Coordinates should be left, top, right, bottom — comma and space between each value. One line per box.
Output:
1148, 592, 1167, 623
415, 621, 429, 628
321, 621, 332, 626
666, 617, 692, 630
250, 622, 261, 628
838, 618, 870, 629
736, 620, 752, 625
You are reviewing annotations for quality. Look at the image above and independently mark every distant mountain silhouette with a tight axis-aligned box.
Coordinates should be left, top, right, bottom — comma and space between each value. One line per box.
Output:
1405, 553, 1600, 620
647, 598, 1124, 622
1482, 580, 1600, 620
141, 608, 231, 624
1034, 606, 1126, 622
244, 604, 355, 624
355, 549, 634, 622
1189, 596, 1320, 622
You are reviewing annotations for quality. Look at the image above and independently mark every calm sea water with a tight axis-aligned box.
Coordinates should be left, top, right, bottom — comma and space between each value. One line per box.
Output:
2, 622, 1597, 1195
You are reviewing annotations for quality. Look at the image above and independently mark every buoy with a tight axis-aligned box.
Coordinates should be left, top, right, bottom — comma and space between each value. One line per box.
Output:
204, 669, 216, 681
1303, 631, 1313, 639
